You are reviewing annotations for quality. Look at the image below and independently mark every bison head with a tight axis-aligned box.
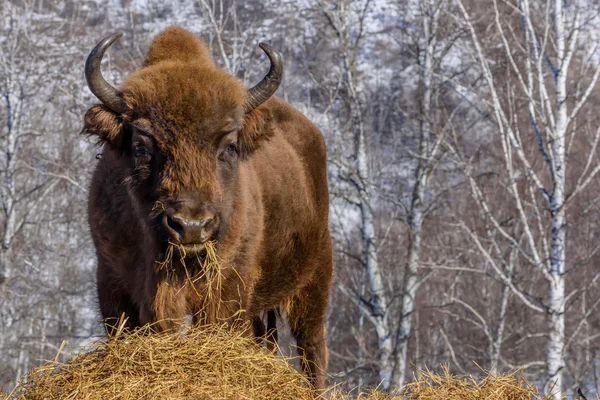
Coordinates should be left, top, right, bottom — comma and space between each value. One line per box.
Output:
83, 27, 282, 257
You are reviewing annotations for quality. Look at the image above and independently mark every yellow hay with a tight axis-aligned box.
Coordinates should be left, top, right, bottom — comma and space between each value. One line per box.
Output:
6, 325, 315, 400
193, 240, 226, 324
153, 240, 227, 327
400, 365, 553, 400
4, 324, 559, 400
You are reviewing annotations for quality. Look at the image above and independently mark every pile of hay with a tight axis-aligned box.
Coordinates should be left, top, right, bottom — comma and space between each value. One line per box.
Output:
3, 324, 552, 400
6, 324, 316, 400
401, 367, 552, 400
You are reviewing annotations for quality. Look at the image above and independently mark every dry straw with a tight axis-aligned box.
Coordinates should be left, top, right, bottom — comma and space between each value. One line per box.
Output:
400, 366, 555, 400
0, 232, 566, 400
154, 240, 229, 329
6, 324, 315, 400
3, 322, 561, 400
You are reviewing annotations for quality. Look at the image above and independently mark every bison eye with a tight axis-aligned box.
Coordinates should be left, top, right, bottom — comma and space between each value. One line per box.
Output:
219, 143, 239, 162
226, 143, 239, 155
133, 144, 149, 158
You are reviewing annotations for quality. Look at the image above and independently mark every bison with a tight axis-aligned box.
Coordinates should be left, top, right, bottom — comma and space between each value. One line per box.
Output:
83, 26, 332, 387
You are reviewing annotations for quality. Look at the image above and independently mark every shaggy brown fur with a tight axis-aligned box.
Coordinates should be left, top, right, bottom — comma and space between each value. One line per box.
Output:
84, 26, 332, 388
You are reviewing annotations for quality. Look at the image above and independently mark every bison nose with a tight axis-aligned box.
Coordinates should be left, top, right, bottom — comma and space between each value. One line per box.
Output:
163, 212, 215, 244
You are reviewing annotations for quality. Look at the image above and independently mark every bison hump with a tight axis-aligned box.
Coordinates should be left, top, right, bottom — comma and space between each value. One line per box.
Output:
143, 26, 214, 68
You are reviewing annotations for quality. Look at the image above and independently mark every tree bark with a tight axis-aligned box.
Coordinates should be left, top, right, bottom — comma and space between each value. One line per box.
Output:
544, 1, 568, 396
392, 0, 438, 388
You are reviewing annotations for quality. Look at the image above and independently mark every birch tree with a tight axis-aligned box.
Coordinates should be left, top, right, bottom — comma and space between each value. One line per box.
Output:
391, 0, 447, 388
0, 2, 90, 386
318, 0, 396, 388
447, 0, 600, 397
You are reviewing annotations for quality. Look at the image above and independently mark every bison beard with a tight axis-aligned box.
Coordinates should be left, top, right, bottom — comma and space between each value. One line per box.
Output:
83, 26, 333, 388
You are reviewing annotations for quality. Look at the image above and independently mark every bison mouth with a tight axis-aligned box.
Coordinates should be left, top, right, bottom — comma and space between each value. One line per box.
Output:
172, 242, 208, 258
157, 240, 220, 269
155, 240, 223, 286
164, 239, 220, 261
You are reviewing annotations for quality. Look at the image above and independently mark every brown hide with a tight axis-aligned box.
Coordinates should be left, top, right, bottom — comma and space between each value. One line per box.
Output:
83, 26, 332, 388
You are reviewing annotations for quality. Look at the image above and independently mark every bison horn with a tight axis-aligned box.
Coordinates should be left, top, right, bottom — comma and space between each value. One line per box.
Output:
85, 32, 128, 114
244, 43, 283, 113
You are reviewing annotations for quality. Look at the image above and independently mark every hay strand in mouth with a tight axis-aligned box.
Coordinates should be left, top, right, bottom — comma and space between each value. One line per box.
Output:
153, 240, 227, 328
193, 240, 225, 324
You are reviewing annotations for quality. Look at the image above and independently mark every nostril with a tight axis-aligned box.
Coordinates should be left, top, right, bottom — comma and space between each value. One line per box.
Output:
199, 216, 217, 241
164, 214, 185, 240
199, 217, 214, 228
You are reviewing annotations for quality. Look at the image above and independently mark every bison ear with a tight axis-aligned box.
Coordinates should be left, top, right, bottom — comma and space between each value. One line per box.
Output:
238, 108, 274, 159
82, 105, 125, 148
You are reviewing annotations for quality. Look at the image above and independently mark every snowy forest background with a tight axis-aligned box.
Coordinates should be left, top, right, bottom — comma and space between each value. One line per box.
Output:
2, 0, 600, 398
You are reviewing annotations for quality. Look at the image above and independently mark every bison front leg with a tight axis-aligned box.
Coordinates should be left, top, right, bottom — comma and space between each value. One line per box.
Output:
251, 309, 279, 352
286, 270, 331, 389
97, 266, 142, 334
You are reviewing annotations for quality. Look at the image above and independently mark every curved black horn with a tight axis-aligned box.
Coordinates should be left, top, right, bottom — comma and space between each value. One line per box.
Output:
244, 43, 283, 113
85, 32, 128, 114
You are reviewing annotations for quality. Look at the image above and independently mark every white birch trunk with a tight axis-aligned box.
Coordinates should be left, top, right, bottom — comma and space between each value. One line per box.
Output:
356, 121, 394, 387
490, 282, 510, 373
453, 0, 580, 394
0, 89, 20, 283
0, 72, 23, 370
393, 1, 438, 388
323, 1, 395, 386
357, 272, 367, 388
545, 1, 568, 396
